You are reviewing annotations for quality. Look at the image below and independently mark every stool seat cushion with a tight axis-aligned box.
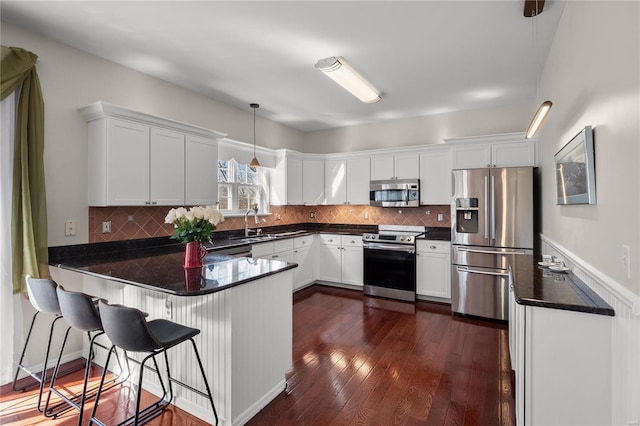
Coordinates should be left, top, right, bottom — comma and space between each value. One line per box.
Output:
147, 320, 200, 350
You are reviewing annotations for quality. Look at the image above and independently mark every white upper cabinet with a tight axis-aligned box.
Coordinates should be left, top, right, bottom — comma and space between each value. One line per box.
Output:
150, 128, 185, 206
370, 153, 420, 180
324, 156, 370, 205
270, 150, 303, 205
325, 158, 347, 205
447, 133, 536, 169
185, 135, 218, 205
81, 101, 225, 207
346, 157, 370, 205
302, 156, 325, 205
102, 118, 150, 206
419, 147, 452, 205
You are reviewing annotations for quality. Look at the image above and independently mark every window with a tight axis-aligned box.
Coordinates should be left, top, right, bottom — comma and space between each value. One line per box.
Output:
217, 159, 266, 213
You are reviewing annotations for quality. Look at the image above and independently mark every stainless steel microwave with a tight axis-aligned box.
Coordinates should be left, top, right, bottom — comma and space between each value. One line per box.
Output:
369, 179, 420, 207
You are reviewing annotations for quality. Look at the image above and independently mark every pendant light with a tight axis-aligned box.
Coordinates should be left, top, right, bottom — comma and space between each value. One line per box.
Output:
249, 103, 261, 168
525, 0, 552, 139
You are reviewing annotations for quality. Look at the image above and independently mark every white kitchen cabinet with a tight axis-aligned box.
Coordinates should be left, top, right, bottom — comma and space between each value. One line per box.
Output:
185, 135, 218, 205
100, 118, 151, 206
416, 240, 451, 299
270, 150, 303, 205
81, 101, 226, 207
450, 140, 536, 169
324, 159, 347, 205
419, 147, 452, 205
508, 287, 612, 426
340, 236, 363, 286
318, 234, 363, 286
370, 153, 420, 180
292, 236, 315, 290
324, 156, 371, 205
303, 157, 325, 204
150, 127, 185, 206
252, 237, 314, 290
346, 157, 370, 205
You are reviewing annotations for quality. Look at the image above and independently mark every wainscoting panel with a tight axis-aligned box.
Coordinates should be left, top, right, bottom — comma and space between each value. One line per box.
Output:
541, 235, 640, 426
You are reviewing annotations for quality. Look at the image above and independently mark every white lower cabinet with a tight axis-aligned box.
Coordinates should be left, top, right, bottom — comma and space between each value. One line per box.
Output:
318, 234, 363, 286
508, 286, 612, 426
292, 236, 315, 290
252, 236, 314, 290
416, 240, 451, 300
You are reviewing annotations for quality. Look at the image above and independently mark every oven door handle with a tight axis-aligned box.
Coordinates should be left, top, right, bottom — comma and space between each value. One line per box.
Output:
364, 243, 415, 253
456, 266, 509, 277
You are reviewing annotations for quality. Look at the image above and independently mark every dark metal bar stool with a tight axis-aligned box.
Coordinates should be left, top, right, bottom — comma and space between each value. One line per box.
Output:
89, 301, 218, 426
12, 276, 82, 412
44, 286, 126, 424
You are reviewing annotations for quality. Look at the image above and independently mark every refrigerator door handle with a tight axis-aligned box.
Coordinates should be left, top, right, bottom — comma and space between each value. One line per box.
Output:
484, 176, 489, 239
456, 246, 530, 255
457, 266, 510, 277
491, 174, 496, 241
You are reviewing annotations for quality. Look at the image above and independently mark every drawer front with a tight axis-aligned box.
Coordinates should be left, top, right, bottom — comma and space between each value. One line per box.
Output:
341, 235, 363, 247
319, 234, 341, 246
294, 235, 314, 249
416, 240, 450, 254
273, 238, 294, 253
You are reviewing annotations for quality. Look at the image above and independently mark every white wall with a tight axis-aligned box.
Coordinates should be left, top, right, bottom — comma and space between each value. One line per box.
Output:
0, 22, 306, 247
537, 1, 640, 296
303, 102, 532, 153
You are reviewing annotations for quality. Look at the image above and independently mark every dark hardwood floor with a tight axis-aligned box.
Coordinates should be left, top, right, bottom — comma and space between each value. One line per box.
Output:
0, 285, 515, 425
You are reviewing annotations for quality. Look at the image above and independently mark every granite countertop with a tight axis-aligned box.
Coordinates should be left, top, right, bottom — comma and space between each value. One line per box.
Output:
509, 254, 614, 316
53, 250, 297, 296
418, 227, 452, 241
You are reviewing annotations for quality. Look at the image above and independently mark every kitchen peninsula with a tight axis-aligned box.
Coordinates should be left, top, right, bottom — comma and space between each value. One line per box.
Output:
50, 243, 297, 426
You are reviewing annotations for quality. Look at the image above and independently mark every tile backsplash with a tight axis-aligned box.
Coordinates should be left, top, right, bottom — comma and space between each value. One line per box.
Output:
89, 204, 451, 243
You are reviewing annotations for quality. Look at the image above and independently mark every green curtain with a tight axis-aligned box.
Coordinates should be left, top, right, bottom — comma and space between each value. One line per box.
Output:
1, 46, 48, 293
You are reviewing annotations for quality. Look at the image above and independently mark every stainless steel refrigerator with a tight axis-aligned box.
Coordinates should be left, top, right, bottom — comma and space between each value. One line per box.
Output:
451, 167, 534, 321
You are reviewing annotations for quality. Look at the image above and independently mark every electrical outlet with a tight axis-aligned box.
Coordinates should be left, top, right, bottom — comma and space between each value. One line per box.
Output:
310, 212, 315, 218
165, 299, 172, 319
64, 220, 76, 236
437, 213, 444, 222
364, 211, 369, 220
102, 221, 111, 234
621, 245, 631, 279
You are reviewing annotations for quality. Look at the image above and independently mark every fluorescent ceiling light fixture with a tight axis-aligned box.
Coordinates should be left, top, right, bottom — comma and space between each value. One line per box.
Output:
526, 100, 552, 139
315, 56, 381, 103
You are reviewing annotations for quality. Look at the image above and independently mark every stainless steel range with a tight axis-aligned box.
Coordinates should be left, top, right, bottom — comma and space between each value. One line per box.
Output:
362, 225, 425, 302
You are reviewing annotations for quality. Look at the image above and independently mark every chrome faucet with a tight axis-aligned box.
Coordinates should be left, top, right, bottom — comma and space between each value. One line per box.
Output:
244, 207, 259, 237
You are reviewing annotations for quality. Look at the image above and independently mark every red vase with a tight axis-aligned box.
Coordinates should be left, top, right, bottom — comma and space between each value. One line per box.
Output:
184, 267, 203, 290
184, 241, 207, 268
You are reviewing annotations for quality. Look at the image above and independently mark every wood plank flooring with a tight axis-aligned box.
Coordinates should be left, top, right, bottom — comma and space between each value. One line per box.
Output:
0, 285, 515, 425
248, 286, 515, 426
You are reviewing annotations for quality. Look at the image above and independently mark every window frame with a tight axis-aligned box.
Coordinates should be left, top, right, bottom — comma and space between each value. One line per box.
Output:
217, 159, 268, 215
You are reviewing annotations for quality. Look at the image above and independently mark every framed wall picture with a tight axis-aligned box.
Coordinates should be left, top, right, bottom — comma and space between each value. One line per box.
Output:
554, 126, 596, 205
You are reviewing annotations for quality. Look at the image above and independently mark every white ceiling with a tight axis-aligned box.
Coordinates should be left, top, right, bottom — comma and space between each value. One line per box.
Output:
1, 1, 564, 132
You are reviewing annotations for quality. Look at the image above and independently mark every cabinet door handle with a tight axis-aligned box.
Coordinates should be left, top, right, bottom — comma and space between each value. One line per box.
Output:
301, 241, 306, 245
272, 255, 279, 258
430, 245, 437, 249
145, 201, 151, 205
152, 201, 157, 205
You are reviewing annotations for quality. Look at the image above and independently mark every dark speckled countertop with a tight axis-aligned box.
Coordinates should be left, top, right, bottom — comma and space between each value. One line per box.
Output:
509, 254, 614, 316
49, 223, 451, 297
53, 249, 297, 296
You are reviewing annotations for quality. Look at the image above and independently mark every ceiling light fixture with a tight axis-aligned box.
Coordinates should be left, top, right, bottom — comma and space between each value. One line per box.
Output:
249, 103, 261, 168
314, 56, 381, 104
525, 0, 552, 139
526, 100, 552, 139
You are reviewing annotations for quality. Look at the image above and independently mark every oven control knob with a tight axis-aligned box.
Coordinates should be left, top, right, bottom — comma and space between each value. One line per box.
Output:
400, 236, 405, 241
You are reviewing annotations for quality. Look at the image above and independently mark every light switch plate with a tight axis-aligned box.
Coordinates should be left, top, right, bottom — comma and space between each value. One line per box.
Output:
102, 221, 111, 234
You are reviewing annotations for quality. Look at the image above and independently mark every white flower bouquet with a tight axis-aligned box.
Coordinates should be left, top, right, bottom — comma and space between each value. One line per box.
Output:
165, 205, 224, 244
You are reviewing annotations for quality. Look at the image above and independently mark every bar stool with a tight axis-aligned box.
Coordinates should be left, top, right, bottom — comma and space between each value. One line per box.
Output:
12, 276, 80, 413
89, 301, 218, 426
44, 286, 125, 424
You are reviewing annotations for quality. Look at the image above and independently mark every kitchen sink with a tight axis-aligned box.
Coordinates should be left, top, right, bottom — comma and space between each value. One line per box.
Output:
228, 230, 308, 244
